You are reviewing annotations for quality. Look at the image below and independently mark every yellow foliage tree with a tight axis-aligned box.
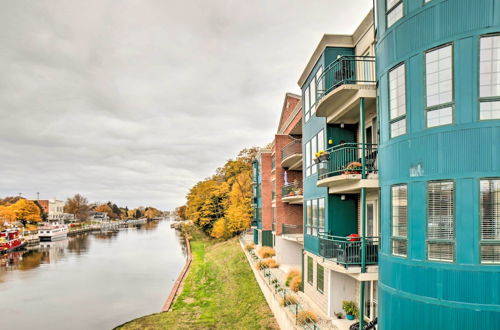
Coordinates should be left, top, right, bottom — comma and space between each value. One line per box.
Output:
0, 205, 16, 224
144, 207, 161, 219
95, 204, 117, 219
11, 199, 42, 223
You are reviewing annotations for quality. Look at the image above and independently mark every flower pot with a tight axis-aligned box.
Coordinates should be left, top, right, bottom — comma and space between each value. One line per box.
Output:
313, 158, 320, 164
318, 153, 330, 161
346, 314, 354, 321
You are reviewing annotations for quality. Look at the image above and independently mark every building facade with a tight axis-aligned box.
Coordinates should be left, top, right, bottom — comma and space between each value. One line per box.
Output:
298, 11, 379, 325
375, 0, 500, 329
252, 148, 274, 247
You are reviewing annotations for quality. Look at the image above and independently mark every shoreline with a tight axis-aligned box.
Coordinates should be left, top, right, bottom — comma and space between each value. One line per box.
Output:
161, 233, 192, 312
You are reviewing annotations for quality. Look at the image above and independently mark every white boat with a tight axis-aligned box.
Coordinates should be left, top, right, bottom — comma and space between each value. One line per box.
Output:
38, 224, 68, 242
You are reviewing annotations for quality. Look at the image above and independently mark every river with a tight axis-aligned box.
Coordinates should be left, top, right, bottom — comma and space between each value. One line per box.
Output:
0, 219, 186, 329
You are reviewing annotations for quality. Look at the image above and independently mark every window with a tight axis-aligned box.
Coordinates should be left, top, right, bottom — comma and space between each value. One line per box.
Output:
391, 185, 408, 257
479, 34, 500, 120
306, 198, 325, 236
312, 199, 318, 236
319, 198, 325, 233
480, 179, 500, 263
272, 180, 276, 201
389, 63, 406, 137
386, 0, 403, 28
305, 130, 324, 177
271, 154, 275, 170
427, 181, 455, 262
306, 200, 312, 235
317, 264, 324, 293
425, 45, 453, 127
307, 256, 313, 285
304, 86, 310, 122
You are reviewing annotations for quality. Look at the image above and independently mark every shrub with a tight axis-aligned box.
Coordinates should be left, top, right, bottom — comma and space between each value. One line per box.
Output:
342, 300, 359, 318
262, 258, 279, 268
285, 269, 301, 286
244, 242, 255, 251
256, 261, 268, 270
296, 310, 319, 325
280, 295, 299, 307
289, 275, 302, 292
258, 247, 276, 259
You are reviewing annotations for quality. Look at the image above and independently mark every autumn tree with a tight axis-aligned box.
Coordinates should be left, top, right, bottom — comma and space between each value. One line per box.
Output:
10, 199, 42, 225
175, 205, 187, 220
95, 204, 117, 219
0, 205, 16, 224
64, 194, 90, 221
144, 207, 161, 219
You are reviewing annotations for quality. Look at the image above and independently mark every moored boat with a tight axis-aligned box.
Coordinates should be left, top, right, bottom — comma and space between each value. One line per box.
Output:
38, 224, 68, 242
0, 229, 26, 254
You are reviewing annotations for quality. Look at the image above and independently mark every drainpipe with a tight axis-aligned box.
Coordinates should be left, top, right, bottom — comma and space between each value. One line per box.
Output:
360, 97, 366, 329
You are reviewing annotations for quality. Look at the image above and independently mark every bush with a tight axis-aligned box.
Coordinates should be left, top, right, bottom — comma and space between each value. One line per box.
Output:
285, 269, 301, 286
342, 300, 359, 318
262, 258, 279, 268
296, 310, 318, 325
244, 242, 255, 251
256, 261, 268, 270
280, 294, 299, 307
258, 247, 276, 259
289, 275, 302, 292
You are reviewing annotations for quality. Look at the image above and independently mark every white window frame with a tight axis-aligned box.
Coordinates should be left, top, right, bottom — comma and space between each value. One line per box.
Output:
480, 178, 500, 264
479, 34, 500, 120
391, 184, 408, 257
427, 180, 455, 262
388, 63, 407, 138
386, 0, 403, 28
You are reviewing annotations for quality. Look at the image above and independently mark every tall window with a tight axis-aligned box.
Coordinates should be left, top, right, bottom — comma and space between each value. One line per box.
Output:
312, 199, 318, 236
304, 86, 310, 122
389, 63, 406, 137
427, 181, 455, 262
479, 34, 500, 120
317, 264, 324, 293
386, 0, 403, 28
319, 198, 325, 234
306, 200, 312, 235
391, 185, 408, 257
271, 154, 275, 170
480, 179, 500, 263
425, 44, 453, 127
307, 256, 313, 285
304, 67, 323, 122
272, 180, 276, 201
305, 130, 324, 177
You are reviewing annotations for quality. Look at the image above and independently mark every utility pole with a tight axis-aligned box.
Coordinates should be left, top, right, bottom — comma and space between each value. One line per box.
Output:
36, 192, 40, 200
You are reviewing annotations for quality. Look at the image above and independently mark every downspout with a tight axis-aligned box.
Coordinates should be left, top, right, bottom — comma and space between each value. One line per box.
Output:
360, 97, 366, 329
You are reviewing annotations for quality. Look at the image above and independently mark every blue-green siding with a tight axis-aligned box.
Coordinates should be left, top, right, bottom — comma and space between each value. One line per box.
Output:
376, 0, 500, 329
301, 47, 356, 255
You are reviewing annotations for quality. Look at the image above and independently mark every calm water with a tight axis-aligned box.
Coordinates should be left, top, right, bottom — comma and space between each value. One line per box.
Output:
0, 219, 186, 329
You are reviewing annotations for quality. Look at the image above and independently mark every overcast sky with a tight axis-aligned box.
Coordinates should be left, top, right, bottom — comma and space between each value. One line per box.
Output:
0, 0, 372, 210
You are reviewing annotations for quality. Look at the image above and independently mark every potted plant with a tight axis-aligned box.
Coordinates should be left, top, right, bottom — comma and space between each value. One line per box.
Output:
343, 161, 362, 175
342, 300, 359, 321
314, 150, 330, 164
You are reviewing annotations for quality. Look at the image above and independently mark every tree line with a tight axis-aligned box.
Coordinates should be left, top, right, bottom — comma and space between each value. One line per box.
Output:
175, 147, 257, 239
0, 194, 162, 227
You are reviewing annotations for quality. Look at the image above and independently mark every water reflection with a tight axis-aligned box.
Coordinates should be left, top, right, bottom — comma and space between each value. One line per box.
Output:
0, 219, 186, 330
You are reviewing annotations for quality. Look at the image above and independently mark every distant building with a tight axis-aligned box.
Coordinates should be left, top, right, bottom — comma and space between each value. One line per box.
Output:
48, 200, 65, 222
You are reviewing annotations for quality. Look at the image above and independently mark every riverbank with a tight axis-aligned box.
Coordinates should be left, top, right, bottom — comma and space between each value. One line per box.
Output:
117, 229, 278, 330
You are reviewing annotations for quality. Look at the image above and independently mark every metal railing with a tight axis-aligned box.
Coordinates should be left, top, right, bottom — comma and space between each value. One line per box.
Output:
282, 180, 303, 197
316, 55, 376, 102
281, 139, 302, 161
318, 233, 380, 267
318, 143, 378, 180
241, 236, 321, 329
282, 224, 303, 236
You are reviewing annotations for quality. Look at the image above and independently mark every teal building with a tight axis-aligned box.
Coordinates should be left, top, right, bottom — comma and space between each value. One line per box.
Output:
375, 0, 500, 328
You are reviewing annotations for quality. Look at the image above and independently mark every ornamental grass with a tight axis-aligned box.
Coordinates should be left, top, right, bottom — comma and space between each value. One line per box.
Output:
296, 310, 319, 325
258, 246, 276, 259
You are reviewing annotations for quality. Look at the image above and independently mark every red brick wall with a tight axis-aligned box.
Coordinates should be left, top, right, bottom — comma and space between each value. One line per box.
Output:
260, 152, 273, 231
35, 200, 49, 213
274, 134, 303, 236
278, 95, 301, 133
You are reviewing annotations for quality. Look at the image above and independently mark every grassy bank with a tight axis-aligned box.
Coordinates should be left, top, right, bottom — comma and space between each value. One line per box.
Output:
117, 230, 278, 330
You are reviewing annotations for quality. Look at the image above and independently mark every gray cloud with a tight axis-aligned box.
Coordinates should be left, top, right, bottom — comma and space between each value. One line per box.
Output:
0, 0, 372, 209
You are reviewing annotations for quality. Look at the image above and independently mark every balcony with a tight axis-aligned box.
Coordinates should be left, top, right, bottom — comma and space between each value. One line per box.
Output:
317, 143, 379, 193
316, 56, 376, 123
318, 233, 379, 271
281, 181, 303, 204
280, 140, 302, 170
281, 224, 304, 244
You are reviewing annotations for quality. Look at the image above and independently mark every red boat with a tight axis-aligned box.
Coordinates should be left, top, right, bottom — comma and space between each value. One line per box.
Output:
0, 229, 26, 254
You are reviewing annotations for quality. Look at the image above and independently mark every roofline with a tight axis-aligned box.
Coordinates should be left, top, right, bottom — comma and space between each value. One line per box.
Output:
297, 9, 374, 88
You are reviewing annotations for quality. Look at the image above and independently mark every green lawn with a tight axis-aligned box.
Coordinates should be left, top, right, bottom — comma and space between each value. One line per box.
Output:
116, 230, 278, 330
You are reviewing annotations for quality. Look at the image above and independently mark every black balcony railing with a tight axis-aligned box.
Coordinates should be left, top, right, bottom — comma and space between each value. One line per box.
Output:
282, 224, 303, 236
281, 139, 302, 161
318, 143, 378, 180
316, 55, 376, 102
318, 233, 379, 267
282, 180, 303, 198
